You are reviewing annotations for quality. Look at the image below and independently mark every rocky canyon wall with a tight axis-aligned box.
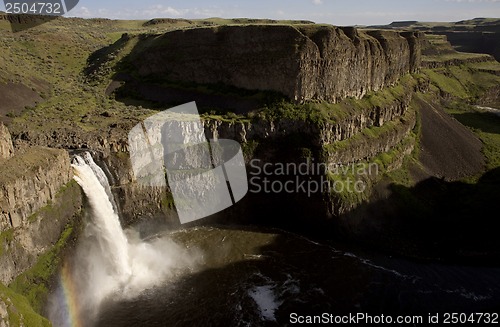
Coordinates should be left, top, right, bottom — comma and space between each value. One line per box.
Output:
130, 25, 423, 103
0, 147, 72, 230
0, 125, 82, 283
429, 31, 500, 62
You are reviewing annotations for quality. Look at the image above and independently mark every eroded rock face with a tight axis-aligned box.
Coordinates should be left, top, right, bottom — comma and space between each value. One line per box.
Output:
0, 147, 82, 283
0, 148, 72, 230
0, 297, 9, 327
325, 109, 416, 166
0, 181, 82, 284
434, 31, 500, 62
0, 123, 14, 160
205, 88, 412, 151
131, 25, 423, 103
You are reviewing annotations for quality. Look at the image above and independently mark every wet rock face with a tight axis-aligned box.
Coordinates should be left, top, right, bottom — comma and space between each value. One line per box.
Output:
132, 25, 423, 103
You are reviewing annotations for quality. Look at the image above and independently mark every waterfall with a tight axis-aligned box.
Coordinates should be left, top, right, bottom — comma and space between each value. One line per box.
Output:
78, 152, 119, 214
72, 155, 131, 278
48, 152, 201, 327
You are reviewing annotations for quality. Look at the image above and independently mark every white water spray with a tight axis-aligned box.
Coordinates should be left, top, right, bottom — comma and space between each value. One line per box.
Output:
49, 153, 201, 326
78, 152, 119, 213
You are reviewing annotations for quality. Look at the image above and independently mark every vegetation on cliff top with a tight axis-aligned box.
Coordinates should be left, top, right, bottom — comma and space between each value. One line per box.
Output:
422, 63, 500, 100
2, 15, 498, 142
255, 74, 417, 124
0, 147, 67, 184
0, 16, 319, 135
447, 103, 500, 171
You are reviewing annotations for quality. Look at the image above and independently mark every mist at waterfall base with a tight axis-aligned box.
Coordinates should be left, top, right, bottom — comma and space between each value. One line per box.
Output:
48, 153, 500, 326
48, 154, 202, 326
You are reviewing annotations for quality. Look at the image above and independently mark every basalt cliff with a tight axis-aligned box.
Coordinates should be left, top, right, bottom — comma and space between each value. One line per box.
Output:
374, 18, 500, 62
128, 25, 423, 103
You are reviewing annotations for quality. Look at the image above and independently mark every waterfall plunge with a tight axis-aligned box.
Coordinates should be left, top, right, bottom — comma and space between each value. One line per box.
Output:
49, 153, 201, 326
72, 154, 131, 279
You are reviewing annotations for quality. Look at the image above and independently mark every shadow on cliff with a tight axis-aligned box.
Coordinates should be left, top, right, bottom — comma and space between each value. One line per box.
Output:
341, 167, 500, 263
451, 111, 500, 135
89, 34, 286, 115
112, 77, 268, 115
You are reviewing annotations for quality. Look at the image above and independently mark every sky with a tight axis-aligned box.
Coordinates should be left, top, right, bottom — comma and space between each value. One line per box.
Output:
4, 0, 500, 25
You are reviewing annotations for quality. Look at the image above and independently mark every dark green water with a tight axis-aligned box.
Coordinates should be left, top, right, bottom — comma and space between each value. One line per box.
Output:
95, 226, 500, 327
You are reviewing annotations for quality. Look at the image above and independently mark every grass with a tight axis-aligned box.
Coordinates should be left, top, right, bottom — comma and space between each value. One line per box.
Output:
137, 17, 315, 34
425, 34, 448, 41
327, 164, 373, 204
241, 140, 260, 160
421, 32, 495, 66
326, 124, 417, 205
324, 96, 423, 207
259, 74, 417, 125
403, 67, 500, 183
0, 147, 65, 184
2, 14, 493, 141
5, 17, 304, 133
445, 104, 500, 170
9, 224, 74, 314
373, 133, 417, 173
28, 180, 81, 227
0, 283, 51, 327
422, 68, 470, 98
324, 108, 415, 153
0, 229, 15, 257
469, 61, 500, 72
160, 192, 175, 210
1, 180, 81, 320
326, 133, 416, 205
1, 15, 161, 136
423, 52, 490, 63
2, 16, 423, 134
422, 64, 500, 100
0, 13, 499, 326
387, 97, 425, 187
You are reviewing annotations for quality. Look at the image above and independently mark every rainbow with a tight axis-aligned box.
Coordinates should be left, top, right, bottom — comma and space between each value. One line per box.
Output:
57, 262, 84, 327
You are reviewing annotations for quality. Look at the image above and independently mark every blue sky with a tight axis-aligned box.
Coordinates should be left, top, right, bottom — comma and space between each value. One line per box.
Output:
7, 0, 500, 25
